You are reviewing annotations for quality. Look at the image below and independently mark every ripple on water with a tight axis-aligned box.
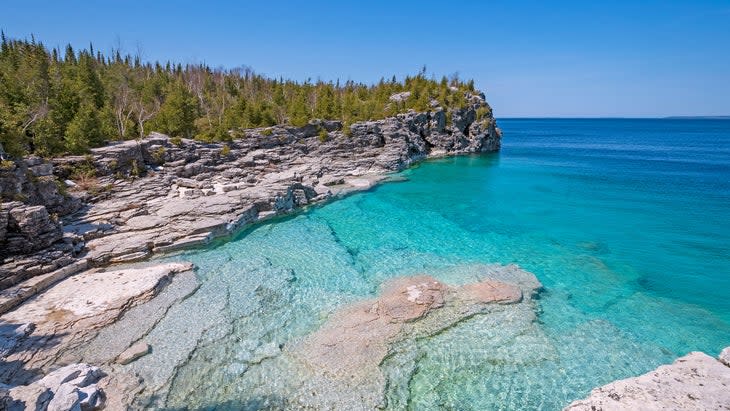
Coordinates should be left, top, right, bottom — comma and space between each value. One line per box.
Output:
114, 119, 730, 410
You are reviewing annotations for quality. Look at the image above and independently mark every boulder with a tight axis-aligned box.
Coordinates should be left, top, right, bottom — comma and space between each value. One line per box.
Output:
564, 351, 730, 411
3, 204, 62, 256
7, 363, 105, 411
117, 341, 151, 365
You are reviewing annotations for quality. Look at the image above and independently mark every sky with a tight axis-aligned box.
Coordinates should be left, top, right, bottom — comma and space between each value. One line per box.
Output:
2, 0, 729, 117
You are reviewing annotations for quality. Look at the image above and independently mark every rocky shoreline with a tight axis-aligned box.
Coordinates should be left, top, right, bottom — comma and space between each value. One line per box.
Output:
1, 91, 728, 410
0, 93, 503, 408
0, 92, 499, 314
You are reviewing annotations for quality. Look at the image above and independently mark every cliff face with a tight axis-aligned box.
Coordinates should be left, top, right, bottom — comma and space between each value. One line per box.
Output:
0, 92, 499, 300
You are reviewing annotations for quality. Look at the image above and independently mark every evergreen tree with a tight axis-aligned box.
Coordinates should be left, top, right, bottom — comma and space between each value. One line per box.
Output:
153, 84, 197, 138
0, 34, 480, 154
64, 102, 104, 153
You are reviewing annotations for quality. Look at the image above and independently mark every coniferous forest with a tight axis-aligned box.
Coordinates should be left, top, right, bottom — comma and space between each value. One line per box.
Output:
0, 34, 479, 157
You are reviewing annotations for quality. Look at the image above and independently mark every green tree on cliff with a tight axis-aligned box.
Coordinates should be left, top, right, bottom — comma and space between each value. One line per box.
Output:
0, 34, 481, 155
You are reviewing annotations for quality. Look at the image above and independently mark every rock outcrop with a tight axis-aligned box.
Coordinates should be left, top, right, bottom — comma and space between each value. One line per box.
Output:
564, 349, 730, 411
0, 262, 195, 389
288, 266, 540, 410
0, 158, 83, 291
0, 93, 499, 308
3, 363, 105, 411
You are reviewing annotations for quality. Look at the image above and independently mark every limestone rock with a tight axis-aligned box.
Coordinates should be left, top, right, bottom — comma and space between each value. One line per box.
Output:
7, 363, 105, 411
3, 204, 62, 255
0, 262, 194, 385
117, 341, 151, 365
720, 346, 730, 367
290, 267, 540, 409
564, 351, 730, 411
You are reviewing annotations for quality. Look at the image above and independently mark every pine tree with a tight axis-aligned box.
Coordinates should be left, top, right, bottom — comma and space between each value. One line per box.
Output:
64, 102, 104, 154
154, 84, 197, 138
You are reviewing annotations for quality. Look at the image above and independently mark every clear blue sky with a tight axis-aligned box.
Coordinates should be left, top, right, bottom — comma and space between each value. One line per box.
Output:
2, 1, 729, 117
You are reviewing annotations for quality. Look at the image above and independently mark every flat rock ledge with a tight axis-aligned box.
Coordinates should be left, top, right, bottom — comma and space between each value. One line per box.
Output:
0, 262, 195, 410
288, 267, 541, 409
564, 348, 730, 411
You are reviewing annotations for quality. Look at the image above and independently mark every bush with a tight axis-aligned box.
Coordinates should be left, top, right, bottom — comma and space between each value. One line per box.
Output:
170, 137, 183, 147
261, 128, 273, 136
476, 106, 490, 121
70, 157, 97, 181
152, 147, 166, 164
130, 160, 142, 177
318, 127, 329, 143
0, 160, 15, 170
221, 144, 231, 156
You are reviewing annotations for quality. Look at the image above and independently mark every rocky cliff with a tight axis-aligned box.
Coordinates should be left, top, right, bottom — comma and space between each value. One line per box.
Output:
0, 92, 499, 309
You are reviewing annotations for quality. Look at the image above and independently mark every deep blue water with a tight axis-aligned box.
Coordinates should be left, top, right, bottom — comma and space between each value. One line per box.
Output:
152, 118, 730, 409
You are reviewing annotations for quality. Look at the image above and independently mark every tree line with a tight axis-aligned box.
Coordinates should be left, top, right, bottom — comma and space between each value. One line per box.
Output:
0, 34, 478, 157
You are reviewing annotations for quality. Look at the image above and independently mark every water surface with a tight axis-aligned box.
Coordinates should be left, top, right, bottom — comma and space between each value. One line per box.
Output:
148, 118, 730, 410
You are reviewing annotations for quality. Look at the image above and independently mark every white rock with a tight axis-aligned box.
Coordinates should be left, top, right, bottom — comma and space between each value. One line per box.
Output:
117, 341, 151, 365
564, 351, 730, 411
720, 346, 730, 367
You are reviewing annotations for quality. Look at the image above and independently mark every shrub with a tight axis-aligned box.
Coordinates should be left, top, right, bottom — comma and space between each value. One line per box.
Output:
152, 147, 166, 164
54, 179, 68, 196
342, 123, 352, 137
221, 144, 231, 156
261, 128, 273, 136
170, 137, 183, 147
73, 173, 99, 192
476, 106, 490, 121
0, 160, 15, 170
70, 158, 97, 181
318, 127, 329, 143
130, 160, 142, 177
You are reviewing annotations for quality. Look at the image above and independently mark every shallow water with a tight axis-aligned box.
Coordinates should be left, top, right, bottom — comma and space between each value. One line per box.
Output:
142, 119, 730, 410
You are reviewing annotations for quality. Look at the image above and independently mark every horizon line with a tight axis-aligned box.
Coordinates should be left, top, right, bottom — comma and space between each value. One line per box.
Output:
496, 116, 730, 120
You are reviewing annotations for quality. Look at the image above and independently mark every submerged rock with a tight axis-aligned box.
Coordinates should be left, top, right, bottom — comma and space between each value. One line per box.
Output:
116, 341, 151, 365
564, 348, 730, 411
288, 265, 541, 409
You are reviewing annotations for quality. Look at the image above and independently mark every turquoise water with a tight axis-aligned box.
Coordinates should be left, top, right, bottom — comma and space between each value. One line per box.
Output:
148, 119, 730, 410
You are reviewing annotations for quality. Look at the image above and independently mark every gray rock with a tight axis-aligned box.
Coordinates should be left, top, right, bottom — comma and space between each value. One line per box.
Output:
564, 351, 730, 411
47, 383, 82, 411
117, 341, 151, 365
7, 363, 105, 411
4, 204, 62, 255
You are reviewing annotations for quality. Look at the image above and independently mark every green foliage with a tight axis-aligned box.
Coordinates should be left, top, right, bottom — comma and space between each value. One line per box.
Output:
318, 127, 328, 142
130, 159, 141, 177
261, 128, 273, 136
220, 144, 231, 156
476, 106, 491, 120
0, 34, 480, 155
64, 102, 106, 154
152, 146, 166, 164
69, 155, 96, 180
151, 84, 197, 138
54, 178, 68, 196
170, 136, 182, 146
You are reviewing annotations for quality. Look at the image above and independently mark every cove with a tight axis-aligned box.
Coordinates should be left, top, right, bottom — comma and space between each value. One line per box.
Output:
136, 118, 730, 409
